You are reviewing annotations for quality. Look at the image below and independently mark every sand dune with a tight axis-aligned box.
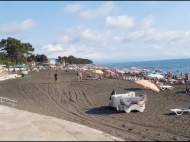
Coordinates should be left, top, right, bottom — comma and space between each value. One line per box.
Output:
0, 70, 190, 141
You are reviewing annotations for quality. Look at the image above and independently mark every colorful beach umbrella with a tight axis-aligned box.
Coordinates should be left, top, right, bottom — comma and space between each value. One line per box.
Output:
134, 80, 160, 92
117, 70, 125, 74
104, 69, 112, 73
110, 72, 115, 75
93, 70, 103, 74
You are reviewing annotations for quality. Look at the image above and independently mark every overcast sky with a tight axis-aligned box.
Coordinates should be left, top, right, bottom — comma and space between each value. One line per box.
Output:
1, 1, 190, 63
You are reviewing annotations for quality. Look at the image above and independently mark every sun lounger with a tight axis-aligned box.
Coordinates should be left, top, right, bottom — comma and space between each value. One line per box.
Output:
86, 75, 100, 80
86, 77, 98, 80
170, 108, 190, 115
157, 85, 174, 90
157, 83, 174, 90
171, 103, 190, 115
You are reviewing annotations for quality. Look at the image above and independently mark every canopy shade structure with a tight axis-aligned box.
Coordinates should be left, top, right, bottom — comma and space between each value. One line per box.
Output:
13, 64, 29, 68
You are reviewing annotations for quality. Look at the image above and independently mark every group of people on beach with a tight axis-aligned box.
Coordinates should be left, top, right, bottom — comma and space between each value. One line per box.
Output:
54, 69, 190, 95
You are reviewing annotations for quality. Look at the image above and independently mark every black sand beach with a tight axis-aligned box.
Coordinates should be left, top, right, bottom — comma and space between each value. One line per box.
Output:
0, 70, 190, 141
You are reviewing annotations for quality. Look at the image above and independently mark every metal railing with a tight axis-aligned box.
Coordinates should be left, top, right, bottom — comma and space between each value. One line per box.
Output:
0, 97, 17, 108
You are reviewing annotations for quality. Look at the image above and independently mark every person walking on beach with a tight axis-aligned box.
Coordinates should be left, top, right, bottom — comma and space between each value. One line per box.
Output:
54, 70, 58, 84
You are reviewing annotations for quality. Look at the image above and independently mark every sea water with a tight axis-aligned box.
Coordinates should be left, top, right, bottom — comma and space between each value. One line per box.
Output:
101, 58, 190, 76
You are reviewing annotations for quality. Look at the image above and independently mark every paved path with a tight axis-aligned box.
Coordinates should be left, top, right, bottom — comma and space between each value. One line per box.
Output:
0, 105, 123, 141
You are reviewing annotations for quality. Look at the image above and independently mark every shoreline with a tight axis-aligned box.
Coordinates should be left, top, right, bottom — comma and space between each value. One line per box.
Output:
0, 70, 190, 141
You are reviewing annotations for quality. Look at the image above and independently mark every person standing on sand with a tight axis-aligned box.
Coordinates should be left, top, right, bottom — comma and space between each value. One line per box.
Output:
77, 71, 80, 81
186, 85, 190, 94
54, 70, 58, 84
115, 69, 118, 79
78, 71, 82, 82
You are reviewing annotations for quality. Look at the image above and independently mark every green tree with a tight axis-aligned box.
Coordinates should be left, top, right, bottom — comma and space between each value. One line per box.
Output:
35, 54, 48, 63
63, 56, 69, 63
22, 43, 35, 62
68, 55, 76, 64
0, 37, 35, 64
56, 55, 93, 64
27, 53, 36, 62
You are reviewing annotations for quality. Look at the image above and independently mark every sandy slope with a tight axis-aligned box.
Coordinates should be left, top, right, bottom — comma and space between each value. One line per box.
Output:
0, 70, 190, 141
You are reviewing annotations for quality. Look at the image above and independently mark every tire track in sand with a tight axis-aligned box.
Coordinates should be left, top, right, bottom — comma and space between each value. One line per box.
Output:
52, 81, 163, 141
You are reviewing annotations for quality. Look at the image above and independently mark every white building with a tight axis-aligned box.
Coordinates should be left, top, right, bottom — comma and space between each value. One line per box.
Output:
48, 58, 56, 65
0, 65, 6, 74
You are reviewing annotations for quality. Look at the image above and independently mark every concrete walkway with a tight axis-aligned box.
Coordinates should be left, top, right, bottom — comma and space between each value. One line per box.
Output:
0, 105, 123, 141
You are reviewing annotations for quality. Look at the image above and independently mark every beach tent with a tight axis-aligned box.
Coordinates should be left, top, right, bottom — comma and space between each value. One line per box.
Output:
13, 64, 29, 68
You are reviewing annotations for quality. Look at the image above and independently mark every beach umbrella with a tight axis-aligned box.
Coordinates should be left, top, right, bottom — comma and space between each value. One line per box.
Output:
104, 69, 112, 73
93, 70, 103, 74
134, 80, 160, 92
110, 71, 115, 75
117, 70, 125, 74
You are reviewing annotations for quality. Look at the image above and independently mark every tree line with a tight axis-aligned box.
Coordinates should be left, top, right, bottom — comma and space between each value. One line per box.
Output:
0, 37, 93, 66
56, 55, 93, 65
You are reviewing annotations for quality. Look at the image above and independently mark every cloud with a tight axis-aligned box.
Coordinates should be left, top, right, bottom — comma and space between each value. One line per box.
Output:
79, 2, 114, 19
127, 30, 145, 41
126, 29, 185, 44
165, 52, 177, 56
62, 25, 83, 35
62, 4, 84, 13
81, 29, 111, 42
42, 44, 63, 52
139, 15, 153, 29
145, 44, 162, 49
183, 51, 190, 56
105, 15, 134, 28
0, 19, 35, 34
185, 30, 190, 36
114, 36, 124, 42
103, 41, 107, 46
56, 36, 69, 44
45, 44, 105, 60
